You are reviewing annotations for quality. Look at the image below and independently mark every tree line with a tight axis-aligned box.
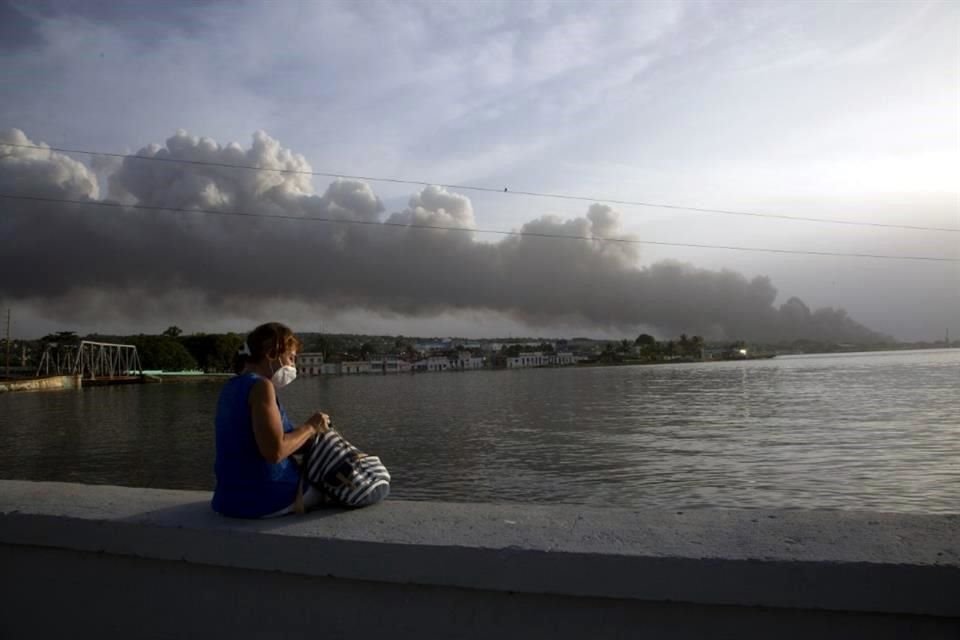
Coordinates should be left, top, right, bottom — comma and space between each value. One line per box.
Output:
35, 327, 244, 372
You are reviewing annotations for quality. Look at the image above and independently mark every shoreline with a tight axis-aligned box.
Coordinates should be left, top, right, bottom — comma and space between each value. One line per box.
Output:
2, 348, 954, 390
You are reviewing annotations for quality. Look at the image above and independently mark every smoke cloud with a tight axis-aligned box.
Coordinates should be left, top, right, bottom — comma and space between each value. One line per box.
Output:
0, 128, 889, 343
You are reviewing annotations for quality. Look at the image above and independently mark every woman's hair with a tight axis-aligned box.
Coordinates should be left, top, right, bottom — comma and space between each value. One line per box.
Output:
234, 322, 303, 374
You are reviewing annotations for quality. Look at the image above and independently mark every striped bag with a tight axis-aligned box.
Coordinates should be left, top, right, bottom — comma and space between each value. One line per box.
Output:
303, 427, 390, 508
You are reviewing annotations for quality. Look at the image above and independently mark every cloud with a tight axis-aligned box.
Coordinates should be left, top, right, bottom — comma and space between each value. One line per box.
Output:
386, 186, 475, 229
0, 128, 99, 199
0, 128, 890, 343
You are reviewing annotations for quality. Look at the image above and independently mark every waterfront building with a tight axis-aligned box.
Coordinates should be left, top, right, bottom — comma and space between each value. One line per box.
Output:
340, 360, 372, 375
296, 352, 325, 376
451, 351, 485, 370
504, 351, 577, 369
368, 357, 412, 374
414, 356, 453, 372
506, 352, 550, 368
301, 349, 566, 375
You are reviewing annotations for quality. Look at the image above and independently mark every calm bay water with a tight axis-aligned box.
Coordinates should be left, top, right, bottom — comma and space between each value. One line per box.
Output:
1, 349, 957, 513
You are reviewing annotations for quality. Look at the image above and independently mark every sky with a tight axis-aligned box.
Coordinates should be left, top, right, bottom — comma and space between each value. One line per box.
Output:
0, 0, 957, 342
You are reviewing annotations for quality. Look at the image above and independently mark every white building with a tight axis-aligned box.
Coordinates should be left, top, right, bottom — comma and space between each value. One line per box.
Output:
296, 352, 325, 376
414, 356, 452, 372
451, 351, 486, 370
368, 357, 412, 374
506, 352, 550, 368
505, 352, 577, 369
340, 361, 372, 375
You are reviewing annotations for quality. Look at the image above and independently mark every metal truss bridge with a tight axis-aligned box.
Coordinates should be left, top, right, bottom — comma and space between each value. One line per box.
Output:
36, 340, 143, 381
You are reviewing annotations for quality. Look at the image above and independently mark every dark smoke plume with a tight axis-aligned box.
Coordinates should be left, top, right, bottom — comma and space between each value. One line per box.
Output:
0, 128, 889, 343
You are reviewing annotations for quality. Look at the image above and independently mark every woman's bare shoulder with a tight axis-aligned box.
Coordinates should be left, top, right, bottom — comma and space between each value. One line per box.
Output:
247, 376, 274, 405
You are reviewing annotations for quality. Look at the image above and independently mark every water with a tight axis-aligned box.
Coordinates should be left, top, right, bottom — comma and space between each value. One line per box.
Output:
1, 349, 957, 513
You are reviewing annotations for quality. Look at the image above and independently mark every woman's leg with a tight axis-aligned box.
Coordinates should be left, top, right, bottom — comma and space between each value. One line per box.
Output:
261, 485, 326, 518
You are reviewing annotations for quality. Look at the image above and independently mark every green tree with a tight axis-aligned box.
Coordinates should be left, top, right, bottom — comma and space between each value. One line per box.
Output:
634, 334, 659, 360
315, 336, 329, 357
359, 342, 375, 359
538, 342, 556, 354
41, 331, 79, 345
163, 326, 183, 338
691, 335, 705, 358
502, 344, 523, 358
303, 334, 330, 357
132, 335, 198, 371
597, 342, 620, 363
181, 333, 244, 372
635, 333, 656, 347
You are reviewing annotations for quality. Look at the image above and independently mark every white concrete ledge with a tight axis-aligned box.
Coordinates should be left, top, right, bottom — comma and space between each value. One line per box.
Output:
1, 480, 958, 638
0, 374, 80, 393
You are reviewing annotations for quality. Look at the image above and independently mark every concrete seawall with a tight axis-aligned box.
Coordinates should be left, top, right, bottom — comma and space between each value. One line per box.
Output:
0, 480, 957, 638
0, 374, 81, 393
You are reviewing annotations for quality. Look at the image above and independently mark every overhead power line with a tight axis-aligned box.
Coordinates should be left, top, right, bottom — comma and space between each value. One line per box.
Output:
1, 192, 956, 263
3, 141, 958, 233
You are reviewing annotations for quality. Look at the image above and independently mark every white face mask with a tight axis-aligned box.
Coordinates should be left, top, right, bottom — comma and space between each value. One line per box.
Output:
271, 361, 298, 389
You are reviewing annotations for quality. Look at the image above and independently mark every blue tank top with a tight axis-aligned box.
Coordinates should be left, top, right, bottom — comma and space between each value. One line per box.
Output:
211, 372, 300, 518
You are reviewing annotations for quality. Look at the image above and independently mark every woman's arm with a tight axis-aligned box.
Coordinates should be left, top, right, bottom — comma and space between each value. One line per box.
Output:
249, 379, 319, 464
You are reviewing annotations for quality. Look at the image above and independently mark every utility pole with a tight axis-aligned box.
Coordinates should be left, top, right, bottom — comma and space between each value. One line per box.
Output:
4, 309, 10, 378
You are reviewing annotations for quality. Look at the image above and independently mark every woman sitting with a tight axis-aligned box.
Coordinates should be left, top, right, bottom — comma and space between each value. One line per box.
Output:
211, 322, 329, 518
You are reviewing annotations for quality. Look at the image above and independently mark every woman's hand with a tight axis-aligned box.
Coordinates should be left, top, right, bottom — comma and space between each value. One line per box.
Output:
306, 411, 331, 433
